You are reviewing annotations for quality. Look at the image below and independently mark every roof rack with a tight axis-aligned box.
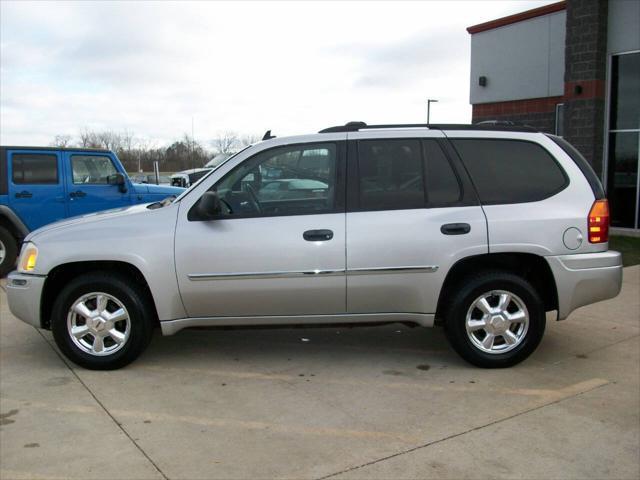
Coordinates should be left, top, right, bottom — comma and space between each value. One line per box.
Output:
318, 122, 538, 133
0, 145, 111, 152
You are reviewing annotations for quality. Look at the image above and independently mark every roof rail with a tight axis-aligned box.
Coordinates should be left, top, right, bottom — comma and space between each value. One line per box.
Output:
318, 122, 538, 133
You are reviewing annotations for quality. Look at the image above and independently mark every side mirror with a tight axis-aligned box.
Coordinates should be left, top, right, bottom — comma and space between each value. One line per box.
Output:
197, 191, 222, 220
108, 173, 127, 193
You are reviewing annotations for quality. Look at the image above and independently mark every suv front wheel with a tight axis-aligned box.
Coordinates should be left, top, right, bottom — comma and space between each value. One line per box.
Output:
444, 271, 545, 368
51, 273, 154, 370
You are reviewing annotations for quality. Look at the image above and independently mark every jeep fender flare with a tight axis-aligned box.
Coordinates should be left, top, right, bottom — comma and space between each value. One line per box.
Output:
0, 205, 29, 238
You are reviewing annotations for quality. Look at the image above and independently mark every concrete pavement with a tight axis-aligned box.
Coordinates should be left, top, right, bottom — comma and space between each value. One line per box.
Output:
1, 267, 638, 479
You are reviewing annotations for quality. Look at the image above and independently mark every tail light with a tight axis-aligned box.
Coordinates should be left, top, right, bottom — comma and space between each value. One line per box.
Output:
588, 199, 609, 243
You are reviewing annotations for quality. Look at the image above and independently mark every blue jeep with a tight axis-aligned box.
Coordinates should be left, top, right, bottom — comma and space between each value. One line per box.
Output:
0, 146, 184, 275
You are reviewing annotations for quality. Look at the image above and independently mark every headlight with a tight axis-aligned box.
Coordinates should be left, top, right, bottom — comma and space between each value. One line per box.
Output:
18, 243, 38, 273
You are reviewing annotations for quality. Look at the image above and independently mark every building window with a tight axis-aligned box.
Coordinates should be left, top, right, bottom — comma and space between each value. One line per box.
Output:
606, 52, 639, 229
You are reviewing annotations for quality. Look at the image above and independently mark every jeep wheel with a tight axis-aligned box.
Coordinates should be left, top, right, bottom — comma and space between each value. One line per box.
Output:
444, 271, 545, 368
0, 226, 18, 277
51, 273, 154, 370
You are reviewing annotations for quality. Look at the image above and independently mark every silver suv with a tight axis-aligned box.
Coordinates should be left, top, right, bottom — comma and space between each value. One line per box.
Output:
7, 123, 623, 370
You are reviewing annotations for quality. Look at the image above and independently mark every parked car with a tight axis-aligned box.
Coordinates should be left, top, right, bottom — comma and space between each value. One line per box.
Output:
170, 168, 212, 188
169, 154, 236, 188
6, 123, 622, 370
0, 146, 184, 275
131, 174, 172, 186
258, 179, 329, 201
205, 153, 233, 169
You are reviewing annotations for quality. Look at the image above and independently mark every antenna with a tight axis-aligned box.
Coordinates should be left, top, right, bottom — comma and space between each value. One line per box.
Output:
262, 130, 276, 140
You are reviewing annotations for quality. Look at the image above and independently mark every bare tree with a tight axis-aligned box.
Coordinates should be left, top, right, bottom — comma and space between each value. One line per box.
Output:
50, 134, 73, 147
212, 131, 239, 154
121, 128, 135, 152
78, 128, 101, 148
62, 126, 217, 173
239, 134, 261, 147
133, 136, 155, 173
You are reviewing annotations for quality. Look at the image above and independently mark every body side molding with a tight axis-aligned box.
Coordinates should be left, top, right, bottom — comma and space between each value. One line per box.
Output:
187, 265, 439, 281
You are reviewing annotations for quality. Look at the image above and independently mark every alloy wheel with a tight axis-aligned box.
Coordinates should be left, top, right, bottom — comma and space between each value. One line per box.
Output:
465, 290, 529, 354
66, 292, 131, 356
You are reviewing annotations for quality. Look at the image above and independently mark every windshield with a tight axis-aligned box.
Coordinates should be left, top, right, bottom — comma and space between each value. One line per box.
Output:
173, 145, 252, 202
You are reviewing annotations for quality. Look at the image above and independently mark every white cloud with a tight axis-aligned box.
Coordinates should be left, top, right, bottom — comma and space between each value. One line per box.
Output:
1, 0, 556, 146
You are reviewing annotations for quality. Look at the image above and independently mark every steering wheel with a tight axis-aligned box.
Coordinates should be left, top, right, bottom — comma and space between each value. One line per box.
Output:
244, 183, 262, 214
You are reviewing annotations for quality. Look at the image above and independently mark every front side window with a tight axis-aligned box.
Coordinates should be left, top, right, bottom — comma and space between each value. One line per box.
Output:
212, 143, 337, 217
358, 139, 425, 210
71, 155, 118, 184
452, 139, 568, 204
12, 154, 58, 184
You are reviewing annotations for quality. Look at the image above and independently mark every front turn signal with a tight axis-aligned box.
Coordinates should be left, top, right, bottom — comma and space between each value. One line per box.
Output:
18, 243, 39, 272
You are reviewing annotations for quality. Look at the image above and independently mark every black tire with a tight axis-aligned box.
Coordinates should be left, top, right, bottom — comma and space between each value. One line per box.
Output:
0, 226, 18, 277
444, 271, 545, 368
51, 272, 154, 370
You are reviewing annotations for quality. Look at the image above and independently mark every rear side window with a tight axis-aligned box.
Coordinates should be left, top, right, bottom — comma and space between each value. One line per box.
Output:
452, 139, 568, 204
12, 154, 58, 184
546, 134, 604, 199
358, 139, 425, 210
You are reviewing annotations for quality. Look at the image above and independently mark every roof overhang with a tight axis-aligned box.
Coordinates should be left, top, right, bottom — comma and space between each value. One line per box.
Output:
467, 1, 566, 35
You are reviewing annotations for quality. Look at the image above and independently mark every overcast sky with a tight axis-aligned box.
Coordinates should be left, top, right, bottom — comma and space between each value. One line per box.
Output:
1, 0, 555, 147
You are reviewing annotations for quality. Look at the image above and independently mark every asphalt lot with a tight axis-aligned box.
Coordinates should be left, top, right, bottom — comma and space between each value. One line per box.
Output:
1, 267, 639, 480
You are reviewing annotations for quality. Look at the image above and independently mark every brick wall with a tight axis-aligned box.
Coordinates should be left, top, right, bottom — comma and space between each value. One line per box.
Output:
469, 0, 609, 175
472, 96, 562, 133
562, 0, 608, 176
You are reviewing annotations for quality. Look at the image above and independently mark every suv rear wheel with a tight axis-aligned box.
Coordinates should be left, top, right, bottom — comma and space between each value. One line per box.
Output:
51, 272, 154, 370
444, 271, 545, 368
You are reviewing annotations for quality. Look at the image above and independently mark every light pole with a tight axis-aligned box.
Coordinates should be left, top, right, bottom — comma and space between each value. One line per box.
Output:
427, 99, 438, 124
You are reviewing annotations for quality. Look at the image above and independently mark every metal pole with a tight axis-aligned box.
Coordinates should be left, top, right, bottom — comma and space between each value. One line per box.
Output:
427, 99, 438, 124
191, 117, 195, 172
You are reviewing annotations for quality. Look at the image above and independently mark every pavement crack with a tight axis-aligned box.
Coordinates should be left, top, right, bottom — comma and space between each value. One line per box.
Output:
316, 379, 611, 480
34, 329, 169, 480
581, 333, 640, 357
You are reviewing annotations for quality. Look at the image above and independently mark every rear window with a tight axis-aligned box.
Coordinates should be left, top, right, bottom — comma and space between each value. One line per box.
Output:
423, 140, 461, 206
358, 139, 425, 210
12, 153, 58, 184
452, 139, 568, 204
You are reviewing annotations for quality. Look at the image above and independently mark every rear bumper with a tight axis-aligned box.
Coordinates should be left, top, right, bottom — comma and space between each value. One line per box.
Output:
546, 250, 623, 320
6, 272, 46, 328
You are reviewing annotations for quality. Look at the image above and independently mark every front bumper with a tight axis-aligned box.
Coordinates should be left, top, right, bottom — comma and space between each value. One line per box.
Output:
546, 250, 623, 320
6, 272, 46, 328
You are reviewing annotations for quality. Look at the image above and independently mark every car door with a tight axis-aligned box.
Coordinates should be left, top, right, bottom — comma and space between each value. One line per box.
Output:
64, 152, 131, 216
345, 131, 488, 314
174, 139, 347, 318
7, 149, 67, 230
